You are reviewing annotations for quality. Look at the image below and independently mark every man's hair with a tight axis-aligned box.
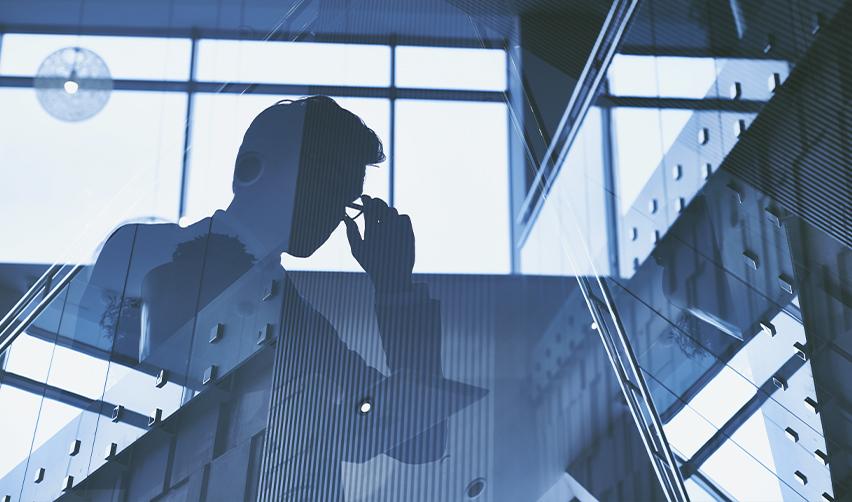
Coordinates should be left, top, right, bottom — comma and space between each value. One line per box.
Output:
234, 95, 385, 191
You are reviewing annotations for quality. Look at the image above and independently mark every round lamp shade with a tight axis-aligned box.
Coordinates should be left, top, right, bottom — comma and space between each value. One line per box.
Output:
35, 46, 113, 122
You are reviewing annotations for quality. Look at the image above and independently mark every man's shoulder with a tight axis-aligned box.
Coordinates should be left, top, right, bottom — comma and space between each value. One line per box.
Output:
93, 218, 211, 265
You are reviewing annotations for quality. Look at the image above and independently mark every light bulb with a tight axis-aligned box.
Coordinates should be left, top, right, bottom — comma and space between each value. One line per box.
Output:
64, 79, 79, 94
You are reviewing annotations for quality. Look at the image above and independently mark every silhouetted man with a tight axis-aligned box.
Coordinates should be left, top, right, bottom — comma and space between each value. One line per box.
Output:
82, 96, 482, 500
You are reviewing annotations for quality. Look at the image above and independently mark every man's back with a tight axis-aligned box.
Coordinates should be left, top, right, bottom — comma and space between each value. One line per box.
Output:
84, 212, 260, 362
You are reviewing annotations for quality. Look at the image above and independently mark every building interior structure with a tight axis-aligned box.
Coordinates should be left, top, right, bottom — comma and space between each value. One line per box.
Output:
0, 0, 849, 500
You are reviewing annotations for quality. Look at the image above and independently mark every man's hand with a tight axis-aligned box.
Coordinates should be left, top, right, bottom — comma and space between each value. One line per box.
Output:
343, 195, 415, 293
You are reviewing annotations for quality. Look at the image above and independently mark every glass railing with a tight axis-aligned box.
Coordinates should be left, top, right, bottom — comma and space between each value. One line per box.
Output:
515, 0, 849, 499
1, 0, 848, 500
0, 215, 289, 501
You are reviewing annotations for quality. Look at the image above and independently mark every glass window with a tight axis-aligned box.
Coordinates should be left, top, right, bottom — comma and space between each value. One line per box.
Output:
0, 89, 187, 264
654, 57, 718, 99
607, 54, 658, 97
196, 40, 391, 87
607, 55, 717, 99
612, 108, 695, 215
611, 107, 663, 215
0, 34, 191, 80
395, 46, 507, 91
187, 93, 390, 272
394, 99, 509, 274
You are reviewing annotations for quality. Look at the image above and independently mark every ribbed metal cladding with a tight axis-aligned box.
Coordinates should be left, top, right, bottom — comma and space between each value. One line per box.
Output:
254, 272, 495, 501
721, 1, 851, 250
256, 275, 348, 501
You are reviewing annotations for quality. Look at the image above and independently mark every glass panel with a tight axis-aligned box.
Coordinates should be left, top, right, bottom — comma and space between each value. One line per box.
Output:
195, 40, 391, 87
0, 288, 68, 500
0, 34, 191, 80
86, 220, 210, 473
394, 99, 510, 274
3, 0, 846, 498
0, 386, 43, 495
395, 46, 507, 91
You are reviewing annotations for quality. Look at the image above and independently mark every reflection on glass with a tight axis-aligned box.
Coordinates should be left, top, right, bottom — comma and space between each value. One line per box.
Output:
1, 0, 846, 498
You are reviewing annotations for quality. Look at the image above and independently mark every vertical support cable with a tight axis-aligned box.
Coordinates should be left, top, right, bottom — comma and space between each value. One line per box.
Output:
178, 32, 198, 222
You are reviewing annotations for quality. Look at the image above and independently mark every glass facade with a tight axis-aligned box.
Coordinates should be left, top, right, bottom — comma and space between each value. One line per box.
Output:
0, 0, 849, 500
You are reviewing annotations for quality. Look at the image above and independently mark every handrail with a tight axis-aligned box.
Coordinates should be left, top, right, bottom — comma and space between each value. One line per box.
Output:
579, 277, 690, 502
0, 264, 84, 356
0, 264, 60, 335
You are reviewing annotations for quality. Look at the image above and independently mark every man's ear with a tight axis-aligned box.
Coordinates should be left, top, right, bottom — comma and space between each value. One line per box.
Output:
234, 151, 264, 188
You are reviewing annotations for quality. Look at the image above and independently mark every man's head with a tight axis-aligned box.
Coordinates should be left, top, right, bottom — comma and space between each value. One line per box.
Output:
231, 96, 385, 257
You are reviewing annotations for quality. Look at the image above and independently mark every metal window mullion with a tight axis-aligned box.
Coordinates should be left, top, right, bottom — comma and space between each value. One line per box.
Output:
389, 37, 396, 207
178, 33, 198, 221
600, 79, 621, 279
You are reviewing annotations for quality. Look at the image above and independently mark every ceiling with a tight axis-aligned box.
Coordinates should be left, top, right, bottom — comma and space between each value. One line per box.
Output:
0, 0, 611, 44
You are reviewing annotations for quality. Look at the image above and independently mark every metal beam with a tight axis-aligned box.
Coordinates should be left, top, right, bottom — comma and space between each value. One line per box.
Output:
0, 23, 506, 49
177, 33, 198, 221
680, 354, 806, 479
596, 95, 766, 113
24, 324, 151, 372
618, 44, 779, 59
0, 76, 505, 102
0, 369, 150, 429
